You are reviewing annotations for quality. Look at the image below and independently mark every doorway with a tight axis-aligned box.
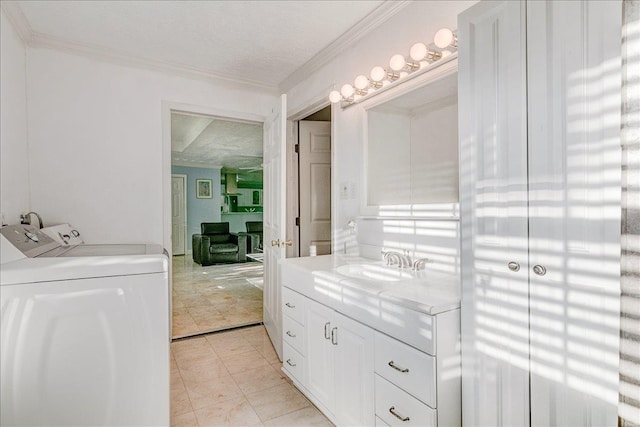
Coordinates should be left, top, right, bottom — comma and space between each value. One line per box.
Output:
169, 109, 265, 339
289, 106, 332, 258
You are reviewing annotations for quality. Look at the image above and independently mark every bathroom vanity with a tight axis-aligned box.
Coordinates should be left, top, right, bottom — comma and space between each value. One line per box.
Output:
280, 255, 461, 427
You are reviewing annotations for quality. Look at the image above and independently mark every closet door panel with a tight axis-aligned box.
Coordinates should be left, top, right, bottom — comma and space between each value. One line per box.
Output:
527, 1, 622, 425
458, 1, 529, 426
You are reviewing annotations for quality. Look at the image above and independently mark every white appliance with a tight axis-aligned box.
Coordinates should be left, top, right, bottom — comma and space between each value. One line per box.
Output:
0, 224, 170, 426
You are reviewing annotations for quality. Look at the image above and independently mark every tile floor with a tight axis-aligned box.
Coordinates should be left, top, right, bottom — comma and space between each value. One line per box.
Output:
172, 256, 264, 338
171, 325, 333, 426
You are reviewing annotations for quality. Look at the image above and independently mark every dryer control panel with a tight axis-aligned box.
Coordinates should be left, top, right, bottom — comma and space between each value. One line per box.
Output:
0, 225, 60, 258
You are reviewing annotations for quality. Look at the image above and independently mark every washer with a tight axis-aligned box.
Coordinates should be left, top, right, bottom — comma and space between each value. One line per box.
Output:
1, 224, 169, 426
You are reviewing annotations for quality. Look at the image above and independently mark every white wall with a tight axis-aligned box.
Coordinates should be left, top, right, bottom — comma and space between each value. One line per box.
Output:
285, 1, 476, 257
26, 47, 276, 244
1, 10, 30, 225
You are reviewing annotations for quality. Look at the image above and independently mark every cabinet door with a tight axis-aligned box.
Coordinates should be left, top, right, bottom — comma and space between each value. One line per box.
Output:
527, 1, 621, 425
458, 1, 530, 426
304, 298, 335, 413
333, 312, 375, 427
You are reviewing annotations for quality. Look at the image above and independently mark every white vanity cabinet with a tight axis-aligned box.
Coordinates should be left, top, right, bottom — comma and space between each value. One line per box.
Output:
280, 258, 461, 427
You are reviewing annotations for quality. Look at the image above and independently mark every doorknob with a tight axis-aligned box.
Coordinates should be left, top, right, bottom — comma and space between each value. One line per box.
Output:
533, 265, 547, 276
283, 240, 293, 247
508, 261, 520, 272
271, 239, 280, 247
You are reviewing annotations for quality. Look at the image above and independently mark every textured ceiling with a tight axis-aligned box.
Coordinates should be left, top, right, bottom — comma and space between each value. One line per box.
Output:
171, 113, 263, 172
14, 0, 384, 88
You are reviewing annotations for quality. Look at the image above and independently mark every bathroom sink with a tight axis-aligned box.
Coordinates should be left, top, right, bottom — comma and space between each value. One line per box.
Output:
335, 263, 413, 282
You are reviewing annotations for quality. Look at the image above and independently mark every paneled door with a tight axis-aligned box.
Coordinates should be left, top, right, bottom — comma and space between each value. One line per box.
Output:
171, 174, 187, 256
263, 94, 287, 360
298, 121, 332, 257
526, 1, 621, 425
459, 1, 622, 426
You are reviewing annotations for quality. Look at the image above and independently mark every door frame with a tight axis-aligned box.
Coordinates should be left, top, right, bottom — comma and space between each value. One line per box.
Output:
161, 101, 265, 338
171, 173, 187, 256
286, 98, 333, 259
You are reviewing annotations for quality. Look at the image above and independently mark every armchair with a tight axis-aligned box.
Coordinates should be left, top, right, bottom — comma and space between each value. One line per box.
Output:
192, 222, 247, 266
241, 221, 263, 253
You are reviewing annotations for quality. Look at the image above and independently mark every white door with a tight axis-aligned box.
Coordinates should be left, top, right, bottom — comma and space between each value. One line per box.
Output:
459, 2, 530, 426
298, 121, 332, 257
527, 1, 621, 425
263, 94, 287, 360
333, 311, 374, 427
171, 174, 187, 255
305, 298, 335, 412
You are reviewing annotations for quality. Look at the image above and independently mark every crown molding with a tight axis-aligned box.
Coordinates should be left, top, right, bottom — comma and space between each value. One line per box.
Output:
28, 32, 280, 95
1, 1, 33, 43
278, 0, 412, 93
171, 159, 223, 170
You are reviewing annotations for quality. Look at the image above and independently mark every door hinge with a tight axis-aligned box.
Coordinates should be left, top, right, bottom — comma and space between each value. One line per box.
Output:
294, 144, 300, 154
295, 217, 300, 226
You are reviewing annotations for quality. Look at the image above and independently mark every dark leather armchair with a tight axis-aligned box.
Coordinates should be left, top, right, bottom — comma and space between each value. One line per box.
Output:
192, 222, 247, 266
242, 221, 263, 253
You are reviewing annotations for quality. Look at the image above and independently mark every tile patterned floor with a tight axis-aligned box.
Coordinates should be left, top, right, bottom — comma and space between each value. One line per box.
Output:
171, 325, 333, 427
172, 256, 264, 338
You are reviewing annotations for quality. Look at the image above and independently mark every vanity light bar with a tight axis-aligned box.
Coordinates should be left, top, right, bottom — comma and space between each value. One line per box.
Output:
329, 28, 458, 108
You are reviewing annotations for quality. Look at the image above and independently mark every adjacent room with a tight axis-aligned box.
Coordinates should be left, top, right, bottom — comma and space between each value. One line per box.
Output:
171, 112, 265, 338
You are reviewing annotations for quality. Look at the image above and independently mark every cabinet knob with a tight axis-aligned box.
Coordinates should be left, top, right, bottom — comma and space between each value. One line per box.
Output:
331, 327, 338, 345
508, 261, 520, 272
271, 239, 281, 247
533, 265, 547, 276
324, 322, 331, 340
283, 240, 293, 247
286, 330, 296, 338
286, 359, 296, 367
285, 302, 295, 309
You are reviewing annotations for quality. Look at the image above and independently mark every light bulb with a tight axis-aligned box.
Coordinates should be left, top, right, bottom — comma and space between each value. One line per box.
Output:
370, 66, 386, 82
329, 90, 342, 103
434, 28, 456, 49
410, 43, 427, 61
354, 75, 369, 90
340, 84, 354, 98
389, 54, 406, 71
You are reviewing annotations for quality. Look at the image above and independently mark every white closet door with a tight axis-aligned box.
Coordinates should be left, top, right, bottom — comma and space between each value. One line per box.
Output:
527, 1, 622, 425
458, 1, 530, 426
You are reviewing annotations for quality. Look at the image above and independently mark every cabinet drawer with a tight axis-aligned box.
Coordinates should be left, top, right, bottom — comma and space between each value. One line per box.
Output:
283, 315, 305, 355
376, 416, 391, 426
283, 342, 306, 384
375, 375, 436, 427
282, 287, 306, 325
374, 331, 436, 408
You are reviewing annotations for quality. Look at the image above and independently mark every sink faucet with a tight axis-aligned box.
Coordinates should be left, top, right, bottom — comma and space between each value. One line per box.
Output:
382, 250, 412, 269
412, 257, 433, 271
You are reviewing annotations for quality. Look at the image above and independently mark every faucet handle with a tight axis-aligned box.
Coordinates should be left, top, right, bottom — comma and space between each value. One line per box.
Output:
412, 258, 433, 271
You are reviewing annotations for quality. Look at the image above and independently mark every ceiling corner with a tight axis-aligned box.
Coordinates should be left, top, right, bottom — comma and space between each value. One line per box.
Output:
1, 1, 33, 43
278, 0, 412, 93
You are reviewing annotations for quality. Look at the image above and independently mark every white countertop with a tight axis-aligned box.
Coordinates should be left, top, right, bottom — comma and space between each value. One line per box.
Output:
280, 254, 460, 315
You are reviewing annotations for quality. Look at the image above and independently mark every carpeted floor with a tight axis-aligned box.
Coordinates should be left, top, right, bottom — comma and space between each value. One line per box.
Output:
172, 256, 264, 339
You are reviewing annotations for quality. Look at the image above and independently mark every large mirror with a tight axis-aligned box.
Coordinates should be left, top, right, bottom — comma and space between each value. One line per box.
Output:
365, 70, 458, 211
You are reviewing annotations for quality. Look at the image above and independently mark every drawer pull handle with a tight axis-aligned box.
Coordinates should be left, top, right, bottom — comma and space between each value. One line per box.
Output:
324, 322, 331, 339
388, 361, 409, 373
389, 406, 410, 422
286, 359, 296, 367
331, 327, 338, 345
285, 302, 295, 309
286, 330, 296, 338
